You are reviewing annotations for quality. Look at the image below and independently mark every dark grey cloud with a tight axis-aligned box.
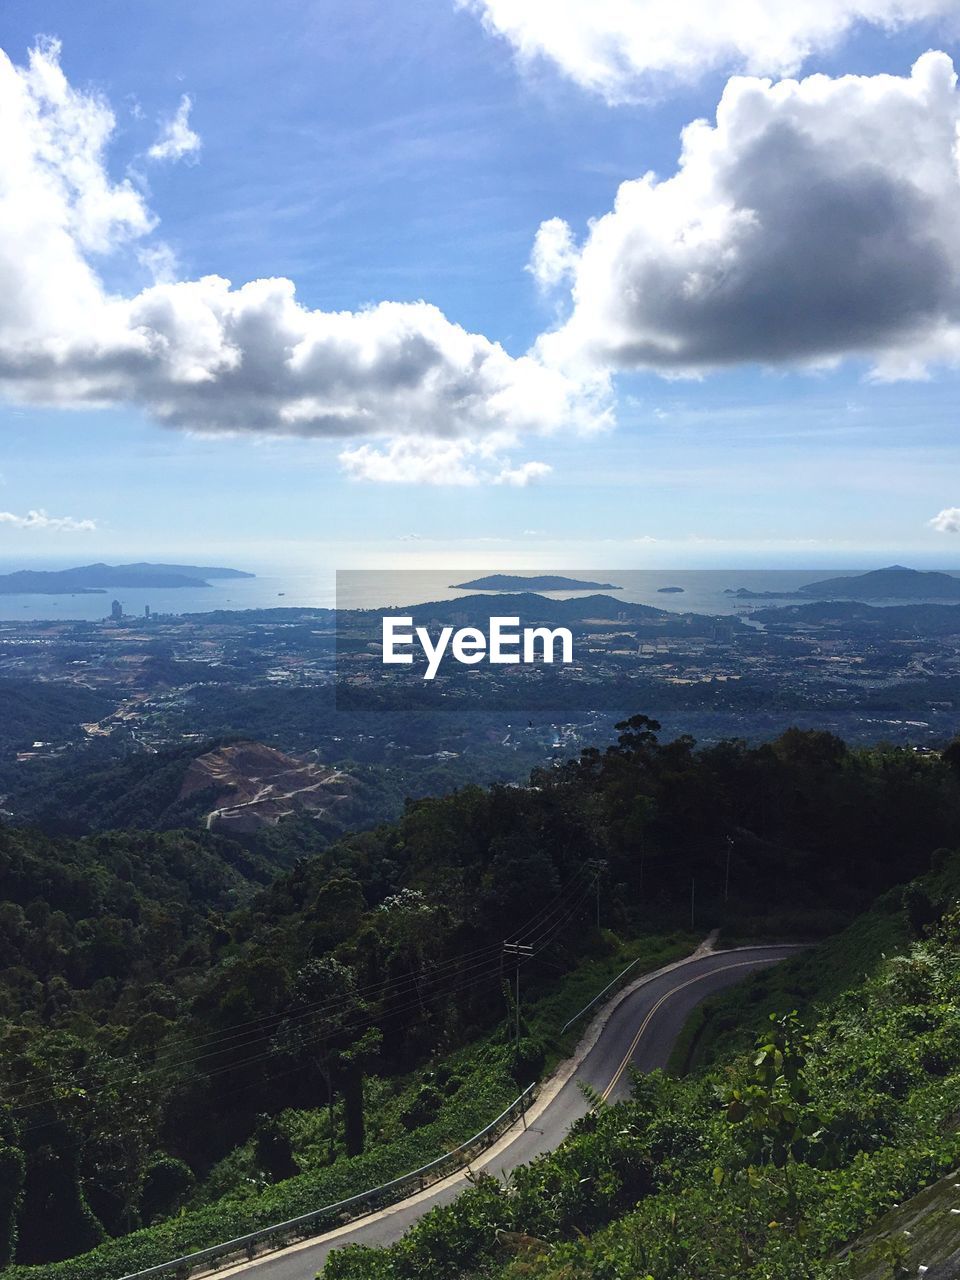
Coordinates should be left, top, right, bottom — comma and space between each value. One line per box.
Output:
535, 53, 960, 380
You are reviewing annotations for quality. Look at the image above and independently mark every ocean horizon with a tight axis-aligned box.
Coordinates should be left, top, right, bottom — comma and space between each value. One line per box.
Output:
1, 566, 960, 623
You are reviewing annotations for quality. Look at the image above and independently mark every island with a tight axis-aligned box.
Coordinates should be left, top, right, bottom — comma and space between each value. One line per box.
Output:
797, 566, 960, 600
725, 588, 799, 599
728, 566, 960, 603
657, 586, 685, 593
0, 562, 254, 595
451, 574, 621, 592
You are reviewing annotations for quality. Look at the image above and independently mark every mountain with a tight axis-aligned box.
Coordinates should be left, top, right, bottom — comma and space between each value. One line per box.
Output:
118, 562, 254, 580
181, 741, 356, 834
0, 562, 254, 594
797, 565, 960, 600
451, 574, 620, 591
751, 599, 960, 634
3, 739, 362, 839
368, 592, 666, 625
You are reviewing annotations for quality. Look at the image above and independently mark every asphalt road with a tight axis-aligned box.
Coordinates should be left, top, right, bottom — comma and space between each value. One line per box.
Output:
223, 945, 796, 1280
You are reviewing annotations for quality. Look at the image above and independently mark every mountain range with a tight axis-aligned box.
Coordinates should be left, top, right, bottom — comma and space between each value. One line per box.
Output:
0, 562, 254, 594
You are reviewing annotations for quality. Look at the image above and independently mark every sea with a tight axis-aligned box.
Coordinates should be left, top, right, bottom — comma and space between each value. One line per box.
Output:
1, 567, 959, 623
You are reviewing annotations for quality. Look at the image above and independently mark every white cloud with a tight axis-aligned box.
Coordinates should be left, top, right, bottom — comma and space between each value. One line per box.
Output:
460, 0, 953, 101
494, 460, 552, 485
339, 438, 553, 486
528, 217, 579, 291
339, 439, 485, 485
0, 508, 96, 531
535, 53, 960, 380
148, 93, 201, 163
137, 242, 179, 284
929, 506, 960, 532
0, 42, 608, 482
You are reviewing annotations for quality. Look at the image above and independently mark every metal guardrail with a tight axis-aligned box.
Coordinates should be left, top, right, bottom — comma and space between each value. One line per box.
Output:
119, 1082, 536, 1280
560, 954, 648, 1034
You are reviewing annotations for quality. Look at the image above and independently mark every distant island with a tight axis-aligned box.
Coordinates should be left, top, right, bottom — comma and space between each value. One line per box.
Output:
0, 562, 254, 595
451, 574, 621, 592
799, 566, 960, 600
657, 586, 685, 594
725, 588, 801, 599
728, 566, 960, 603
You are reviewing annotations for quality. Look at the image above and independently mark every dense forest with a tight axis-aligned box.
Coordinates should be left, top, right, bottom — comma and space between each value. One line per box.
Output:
327, 863, 960, 1280
0, 680, 113, 756
2, 717, 960, 1276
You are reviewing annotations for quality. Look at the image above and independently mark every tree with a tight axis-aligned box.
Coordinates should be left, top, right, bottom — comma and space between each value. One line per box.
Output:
718, 1012, 828, 1234
274, 958, 380, 1161
252, 1116, 298, 1183
0, 1137, 24, 1266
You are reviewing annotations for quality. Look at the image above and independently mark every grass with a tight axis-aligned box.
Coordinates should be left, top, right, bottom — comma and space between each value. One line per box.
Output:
527, 928, 699, 1067
666, 850, 960, 1077
668, 899, 910, 1076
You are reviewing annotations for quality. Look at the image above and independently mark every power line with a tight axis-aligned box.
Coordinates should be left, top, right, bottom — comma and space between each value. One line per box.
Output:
7, 864, 600, 1118
5, 867, 597, 1111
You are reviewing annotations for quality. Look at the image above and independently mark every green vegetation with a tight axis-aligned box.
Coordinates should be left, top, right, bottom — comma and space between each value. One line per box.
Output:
324, 874, 960, 1280
673, 844, 960, 1074
5, 717, 960, 1276
0, 678, 112, 753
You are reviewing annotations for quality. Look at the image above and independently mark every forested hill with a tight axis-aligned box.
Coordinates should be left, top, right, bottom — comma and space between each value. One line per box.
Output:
4, 719, 960, 1275
326, 863, 960, 1280
0, 678, 113, 749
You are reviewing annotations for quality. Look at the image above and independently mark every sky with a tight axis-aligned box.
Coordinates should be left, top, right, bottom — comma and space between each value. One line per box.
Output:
3, 0, 960, 570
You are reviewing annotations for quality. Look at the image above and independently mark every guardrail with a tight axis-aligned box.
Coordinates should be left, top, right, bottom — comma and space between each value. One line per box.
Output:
119, 1082, 536, 1280
560, 953, 649, 1034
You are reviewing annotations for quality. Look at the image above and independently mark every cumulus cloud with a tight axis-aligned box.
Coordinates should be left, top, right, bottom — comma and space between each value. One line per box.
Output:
339, 439, 486, 485
460, 0, 952, 101
534, 53, 960, 379
0, 508, 96, 531
148, 93, 201, 162
339, 438, 553, 486
0, 41, 607, 482
494, 460, 552, 485
528, 217, 579, 291
929, 507, 960, 532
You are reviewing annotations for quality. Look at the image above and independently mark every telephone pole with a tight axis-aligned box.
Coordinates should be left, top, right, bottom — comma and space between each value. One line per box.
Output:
585, 859, 607, 930
503, 942, 534, 1052
503, 941, 533, 1127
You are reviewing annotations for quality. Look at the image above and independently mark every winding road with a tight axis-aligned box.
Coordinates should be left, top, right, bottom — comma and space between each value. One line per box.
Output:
221, 944, 798, 1280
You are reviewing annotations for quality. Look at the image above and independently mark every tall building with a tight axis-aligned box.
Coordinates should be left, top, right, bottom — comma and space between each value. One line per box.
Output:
144, 604, 151, 619
110, 600, 123, 622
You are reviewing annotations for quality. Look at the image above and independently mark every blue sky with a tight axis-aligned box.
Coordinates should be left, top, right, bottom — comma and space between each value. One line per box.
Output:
2, 0, 960, 570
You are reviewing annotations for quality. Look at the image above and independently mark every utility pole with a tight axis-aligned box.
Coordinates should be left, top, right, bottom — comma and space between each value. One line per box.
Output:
503, 942, 534, 1052
585, 859, 607, 930
503, 941, 533, 1127
724, 836, 733, 903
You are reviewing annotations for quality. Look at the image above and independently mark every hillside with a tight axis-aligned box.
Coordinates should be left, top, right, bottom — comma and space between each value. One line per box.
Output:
0, 678, 114, 754
180, 741, 356, 833
321, 874, 960, 1280
3, 739, 374, 841
753, 598, 960, 634
5, 720, 960, 1276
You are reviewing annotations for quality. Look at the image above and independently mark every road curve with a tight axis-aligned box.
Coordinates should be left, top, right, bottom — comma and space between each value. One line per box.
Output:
222, 945, 797, 1280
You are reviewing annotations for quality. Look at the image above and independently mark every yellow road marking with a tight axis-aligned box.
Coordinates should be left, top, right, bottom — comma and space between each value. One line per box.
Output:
599, 959, 765, 1102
